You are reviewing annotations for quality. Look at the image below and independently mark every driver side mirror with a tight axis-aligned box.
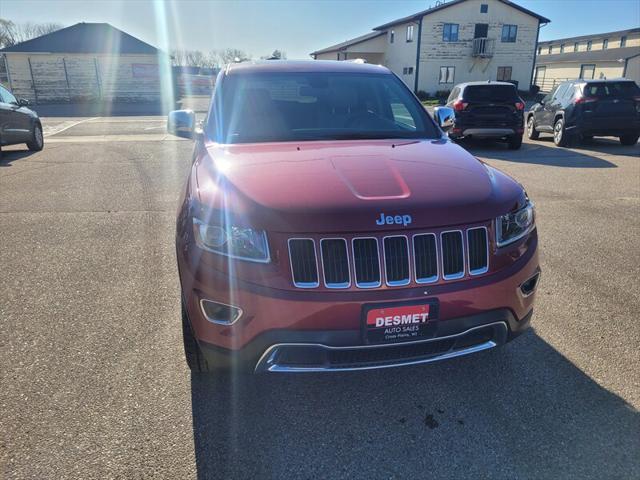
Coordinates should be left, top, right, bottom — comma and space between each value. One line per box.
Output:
167, 109, 196, 139
433, 106, 455, 132
18, 98, 29, 106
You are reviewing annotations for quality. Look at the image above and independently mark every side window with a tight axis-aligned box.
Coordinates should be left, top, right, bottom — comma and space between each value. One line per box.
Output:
0, 86, 17, 104
563, 85, 576, 101
447, 87, 459, 104
553, 84, 569, 101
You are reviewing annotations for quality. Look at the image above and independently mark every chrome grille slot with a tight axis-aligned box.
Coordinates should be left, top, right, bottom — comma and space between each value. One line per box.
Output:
383, 236, 410, 286
352, 238, 381, 288
288, 225, 487, 289
441, 231, 465, 280
467, 227, 489, 275
413, 233, 438, 283
288, 239, 319, 288
320, 239, 350, 288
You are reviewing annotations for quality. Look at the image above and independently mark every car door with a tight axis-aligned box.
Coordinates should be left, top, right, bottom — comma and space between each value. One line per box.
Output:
538, 84, 568, 129
0, 86, 31, 144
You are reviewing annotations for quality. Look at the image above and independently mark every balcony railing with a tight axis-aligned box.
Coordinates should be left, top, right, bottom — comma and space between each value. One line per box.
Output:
472, 37, 495, 57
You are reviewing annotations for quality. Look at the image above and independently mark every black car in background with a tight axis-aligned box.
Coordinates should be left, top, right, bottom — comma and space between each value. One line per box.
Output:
435, 81, 525, 150
0, 84, 43, 158
526, 79, 640, 147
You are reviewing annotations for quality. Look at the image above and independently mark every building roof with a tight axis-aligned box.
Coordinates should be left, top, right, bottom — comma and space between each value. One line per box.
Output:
373, 0, 550, 31
538, 27, 640, 46
226, 60, 390, 75
0, 22, 160, 54
310, 31, 385, 55
536, 47, 640, 65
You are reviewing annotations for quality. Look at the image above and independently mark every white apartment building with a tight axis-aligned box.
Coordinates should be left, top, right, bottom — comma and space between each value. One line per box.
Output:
311, 0, 550, 95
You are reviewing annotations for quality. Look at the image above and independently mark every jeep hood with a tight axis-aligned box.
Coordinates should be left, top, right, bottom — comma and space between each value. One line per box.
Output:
194, 139, 526, 233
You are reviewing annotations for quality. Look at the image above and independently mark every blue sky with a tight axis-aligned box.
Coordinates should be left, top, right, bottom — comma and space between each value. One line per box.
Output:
1, 0, 638, 59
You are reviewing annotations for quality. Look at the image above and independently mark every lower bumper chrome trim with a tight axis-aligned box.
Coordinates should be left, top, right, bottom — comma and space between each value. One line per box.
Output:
462, 128, 515, 137
254, 321, 507, 373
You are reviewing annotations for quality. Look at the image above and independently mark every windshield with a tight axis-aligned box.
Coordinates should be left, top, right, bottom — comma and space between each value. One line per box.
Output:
583, 81, 640, 98
208, 71, 439, 143
463, 85, 519, 102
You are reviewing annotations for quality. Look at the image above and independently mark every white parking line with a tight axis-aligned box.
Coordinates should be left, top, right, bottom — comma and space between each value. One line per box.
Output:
44, 117, 99, 137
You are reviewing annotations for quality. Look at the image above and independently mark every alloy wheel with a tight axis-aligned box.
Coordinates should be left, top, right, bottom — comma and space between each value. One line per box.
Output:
554, 122, 563, 144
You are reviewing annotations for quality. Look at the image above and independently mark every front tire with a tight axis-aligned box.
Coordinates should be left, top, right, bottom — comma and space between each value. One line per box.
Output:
507, 135, 523, 150
526, 115, 539, 140
182, 298, 210, 373
619, 134, 639, 146
27, 123, 44, 151
553, 118, 570, 147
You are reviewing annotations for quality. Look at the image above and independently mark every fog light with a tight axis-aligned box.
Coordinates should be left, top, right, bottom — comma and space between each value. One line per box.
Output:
519, 271, 540, 297
200, 299, 243, 325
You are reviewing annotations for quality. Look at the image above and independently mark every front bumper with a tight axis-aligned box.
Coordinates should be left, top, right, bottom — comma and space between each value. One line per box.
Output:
197, 308, 531, 373
178, 230, 539, 373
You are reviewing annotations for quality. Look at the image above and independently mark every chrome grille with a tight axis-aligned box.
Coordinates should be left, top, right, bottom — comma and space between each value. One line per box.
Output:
467, 227, 489, 275
288, 239, 319, 288
320, 239, 350, 288
441, 231, 465, 280
288, 226, 489, 289
383, 236, 410, 286
352, 238, 381, 288
413, 233, 438, 283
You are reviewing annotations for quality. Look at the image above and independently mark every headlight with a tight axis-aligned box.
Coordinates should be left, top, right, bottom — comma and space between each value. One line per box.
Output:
193, 218, 270, 263
496, 200, 535, 247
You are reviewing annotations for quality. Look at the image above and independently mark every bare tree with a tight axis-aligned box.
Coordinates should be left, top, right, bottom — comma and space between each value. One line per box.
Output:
218, 48, 249, 64
0, 19, 63, 48
171, 48, 250, 68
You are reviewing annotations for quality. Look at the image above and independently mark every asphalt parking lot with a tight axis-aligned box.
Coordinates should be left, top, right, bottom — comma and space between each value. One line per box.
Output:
1, 117, 639, 479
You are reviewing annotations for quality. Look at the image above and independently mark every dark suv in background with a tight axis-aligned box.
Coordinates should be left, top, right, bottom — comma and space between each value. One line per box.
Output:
0, 84, 44, 157
527, 79, 640, 146
435, 81, 525, 150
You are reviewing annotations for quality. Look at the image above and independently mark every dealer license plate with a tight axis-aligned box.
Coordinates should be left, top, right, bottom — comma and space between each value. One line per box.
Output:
362, 300, 438, 344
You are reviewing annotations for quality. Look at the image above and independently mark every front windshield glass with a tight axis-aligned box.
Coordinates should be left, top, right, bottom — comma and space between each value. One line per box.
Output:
209, 71, 439, 143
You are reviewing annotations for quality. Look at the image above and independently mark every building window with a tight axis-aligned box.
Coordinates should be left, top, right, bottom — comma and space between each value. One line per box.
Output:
537, 46, 542, 55
621, 36, 627, 47
390, 30, 395, 44
497, 66, 512, 81
580, 64, 595, 79
480, 3, 488, 13
406, 25, 415, 42
574, 42, 579, 52
560, 44, 565, 53
402, 67, 414, 75
501, 24, 517, 43
439, 66, 455, 84
548, 45, 552, 54
587, 40, 592, 51
443, 23, 459, 42
603, 38, 609, 49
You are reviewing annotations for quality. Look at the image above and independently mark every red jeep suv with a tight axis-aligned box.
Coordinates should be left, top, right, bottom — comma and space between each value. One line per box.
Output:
169, 61, 540, 373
